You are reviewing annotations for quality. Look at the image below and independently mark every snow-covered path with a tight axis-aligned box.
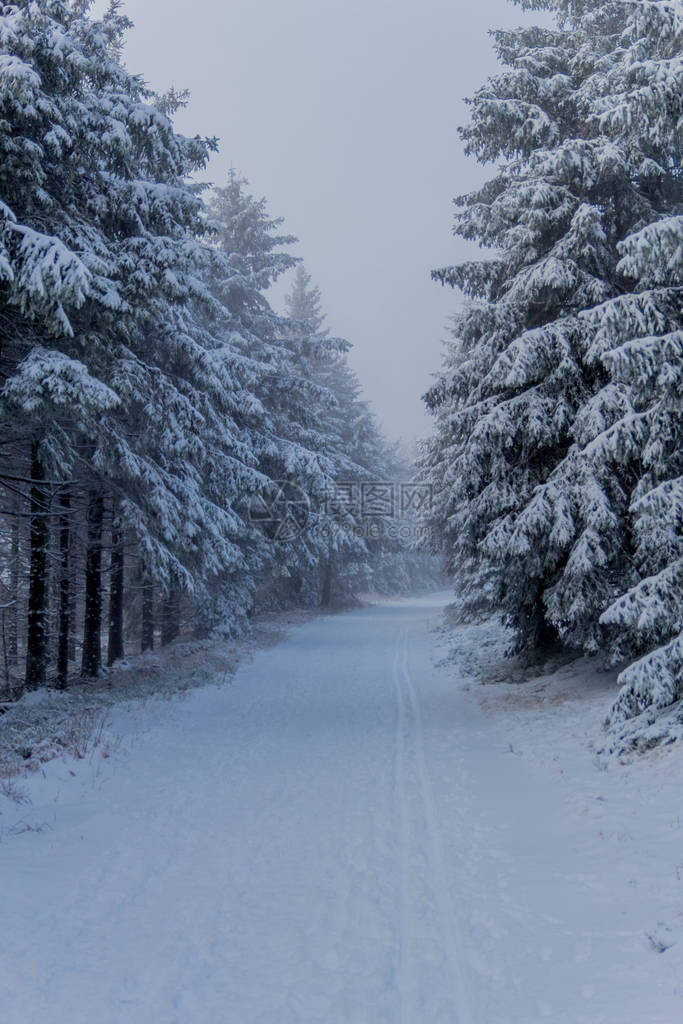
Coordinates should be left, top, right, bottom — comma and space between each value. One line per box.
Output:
1, 594, 682, 1023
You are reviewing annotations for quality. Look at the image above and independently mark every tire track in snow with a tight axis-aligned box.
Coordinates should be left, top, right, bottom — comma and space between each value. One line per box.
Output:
393, 626, 474, 1024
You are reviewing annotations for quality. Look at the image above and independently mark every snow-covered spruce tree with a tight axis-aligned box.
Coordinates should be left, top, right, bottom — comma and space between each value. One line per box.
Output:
600, 219, 683, 741
285, 268, 445, 599
206, 174, 344, 483
420, 0, 675, 655
582, 0, 683, 738
283, 264, 405, 604
283, 267, 391, 478
283, 266, 384, 477
0, 2, 263, 679
205, 177, 373, 613
522, 0, 683, 663
282, 264, 360, 606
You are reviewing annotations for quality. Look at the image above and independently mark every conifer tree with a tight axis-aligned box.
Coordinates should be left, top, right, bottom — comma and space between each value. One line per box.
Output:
586, 0, 683, 732
206, 178, 368, 611
0, 2, 265, 674
284, 265, 418, 602
421, 0, 681, 667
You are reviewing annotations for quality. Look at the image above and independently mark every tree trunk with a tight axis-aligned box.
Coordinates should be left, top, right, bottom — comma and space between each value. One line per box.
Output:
56, 490, 71, 688
81, 490, 104, 677
321, 556, 333, 608
107, 513, 124, 665
68, 575, 76, 663
1, 608, 9, 694
534, 585, 560, 652
160, 584, 180, 647
8, 512, 19, 665
536, 614, 560, 651
141, 573, 154, 652
25, 442, 49, 690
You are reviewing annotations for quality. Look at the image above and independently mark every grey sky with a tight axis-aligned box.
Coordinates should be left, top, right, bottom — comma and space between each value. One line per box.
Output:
95, 0, 541, 445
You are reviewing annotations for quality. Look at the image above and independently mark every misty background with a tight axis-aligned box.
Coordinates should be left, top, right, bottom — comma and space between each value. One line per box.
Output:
93, 0, 542, 444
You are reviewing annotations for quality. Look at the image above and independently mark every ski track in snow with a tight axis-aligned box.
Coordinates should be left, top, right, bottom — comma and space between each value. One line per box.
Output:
392, 628, 472, 1024
1, 593, 682, 1023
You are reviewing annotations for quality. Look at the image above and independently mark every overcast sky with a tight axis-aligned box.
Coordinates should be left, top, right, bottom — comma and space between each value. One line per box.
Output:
94, 0, 544, 446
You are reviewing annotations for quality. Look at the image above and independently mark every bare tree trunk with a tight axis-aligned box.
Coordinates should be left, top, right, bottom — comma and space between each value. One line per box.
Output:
68, 573, 77, 663
1, 607, 9, 694
8, 513, 19, 665
160, 583, 180, 647
141, 572, 154, 653
321, 556, 333, 608
56, 490, 71, 688
81, 490, 104, 677
25, 442, 49, 690
107, 512, 124, 665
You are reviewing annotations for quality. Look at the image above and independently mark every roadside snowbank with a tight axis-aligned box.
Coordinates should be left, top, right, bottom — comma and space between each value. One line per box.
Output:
437, 615, 683, 1021
0, 609, 315, 781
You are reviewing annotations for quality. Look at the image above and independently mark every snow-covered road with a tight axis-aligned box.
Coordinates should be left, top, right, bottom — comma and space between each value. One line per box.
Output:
2, 594, 682, 1023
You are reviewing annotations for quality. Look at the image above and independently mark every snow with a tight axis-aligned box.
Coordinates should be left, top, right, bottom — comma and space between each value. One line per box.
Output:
4, 348, 120, 414
1, 593, 682, 1022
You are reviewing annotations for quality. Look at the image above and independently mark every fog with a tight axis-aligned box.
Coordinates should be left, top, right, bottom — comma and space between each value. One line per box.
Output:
93, 0, 541, 445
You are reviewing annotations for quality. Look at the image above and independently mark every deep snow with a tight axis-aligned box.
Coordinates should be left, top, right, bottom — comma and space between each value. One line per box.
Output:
1, 594, 682, 1023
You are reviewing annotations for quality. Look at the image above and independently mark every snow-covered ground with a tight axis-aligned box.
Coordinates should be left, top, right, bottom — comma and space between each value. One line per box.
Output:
1, 593, 682, 1023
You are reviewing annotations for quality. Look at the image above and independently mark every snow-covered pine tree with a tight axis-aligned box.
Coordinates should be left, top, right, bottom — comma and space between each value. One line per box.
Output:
283, 264, 389, 482
283, 266, 441, 600
283, 264, 403, 603
600, 218, 683, 739
205, 177, 375, 612
580, 0, 683, 737
0, 2, 265, 679
206, 173, 337, 479
282, 264, 357, 605
420, 0, 674, 656
284, 264, 327, 328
